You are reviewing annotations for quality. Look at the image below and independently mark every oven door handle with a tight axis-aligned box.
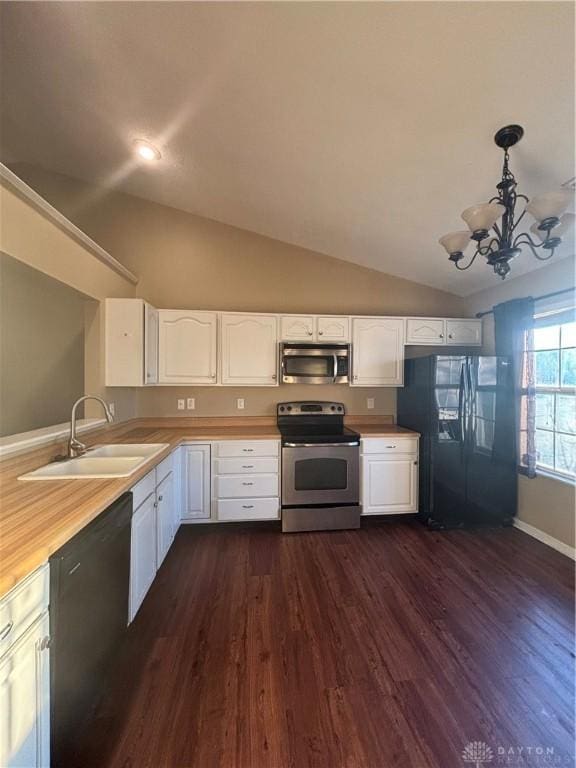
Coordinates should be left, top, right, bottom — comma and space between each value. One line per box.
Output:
283, 441, 360, 448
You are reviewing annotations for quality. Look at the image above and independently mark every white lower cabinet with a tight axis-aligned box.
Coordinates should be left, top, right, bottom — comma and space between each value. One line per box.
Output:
0, 567, 50, 768
182, 445, 211, 520
361, 438, 419, 515
129, 491, 157, 623
212, 441, 280, 521
129, 453, 180, 623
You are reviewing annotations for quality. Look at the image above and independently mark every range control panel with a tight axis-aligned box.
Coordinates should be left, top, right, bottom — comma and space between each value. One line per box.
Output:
277, 401, 345, 416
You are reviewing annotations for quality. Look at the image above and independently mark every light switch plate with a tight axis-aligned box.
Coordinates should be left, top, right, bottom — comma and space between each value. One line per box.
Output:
177, 399, 185, 410
187, 398, 195, 410
237, 398, 245, 410
367, 398, 375, 410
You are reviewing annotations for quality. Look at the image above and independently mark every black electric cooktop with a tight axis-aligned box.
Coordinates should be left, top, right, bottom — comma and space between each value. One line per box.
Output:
276, 401, 360, 445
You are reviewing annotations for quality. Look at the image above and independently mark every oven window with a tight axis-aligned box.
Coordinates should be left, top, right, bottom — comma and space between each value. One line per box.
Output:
284, 356, 333, 377
294, 458, 348, 490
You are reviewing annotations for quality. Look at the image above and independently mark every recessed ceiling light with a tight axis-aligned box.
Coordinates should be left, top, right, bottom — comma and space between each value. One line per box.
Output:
133, 139, 161, 162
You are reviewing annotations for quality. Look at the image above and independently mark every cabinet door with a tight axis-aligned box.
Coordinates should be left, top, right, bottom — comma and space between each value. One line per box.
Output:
182, 445, 211, 520
105, 298, 146, 387
158, 310, 217, 384
144, 303, 159, 385
362, 455, 418, 514
156, 472, 174, 568
446, 319, 482, 346
129, 493, 157, 623
0, 612, 50, 768
317, 316, 350, 342
280, 315, 315, 341
405, 318, 445, 345
352, 318, 404, 386
220, 314, 278, 385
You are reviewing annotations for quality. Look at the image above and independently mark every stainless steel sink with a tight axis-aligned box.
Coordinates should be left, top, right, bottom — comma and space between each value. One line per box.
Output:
18, 443, 169, 481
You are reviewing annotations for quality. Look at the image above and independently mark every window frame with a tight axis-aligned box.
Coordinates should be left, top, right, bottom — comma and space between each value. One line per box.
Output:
527, 314, 575, 483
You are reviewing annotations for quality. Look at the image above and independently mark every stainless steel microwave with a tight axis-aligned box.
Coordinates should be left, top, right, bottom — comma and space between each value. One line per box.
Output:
280, 343, 350, 384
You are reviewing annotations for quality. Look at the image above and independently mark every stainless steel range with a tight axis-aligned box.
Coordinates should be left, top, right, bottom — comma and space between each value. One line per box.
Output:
278, 401, 361, 533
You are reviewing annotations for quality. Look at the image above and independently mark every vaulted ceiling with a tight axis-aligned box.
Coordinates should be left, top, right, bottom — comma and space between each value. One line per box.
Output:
1, 1, 574, 296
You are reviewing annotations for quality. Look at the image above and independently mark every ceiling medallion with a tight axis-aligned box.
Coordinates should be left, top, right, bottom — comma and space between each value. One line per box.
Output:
439, 125, 574, 279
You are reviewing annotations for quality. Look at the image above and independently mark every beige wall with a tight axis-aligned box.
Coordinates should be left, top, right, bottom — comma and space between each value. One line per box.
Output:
468, 256, 576, 551
9, 164, 468, 419
0, 252, 86, 435
0, 177, 137, 422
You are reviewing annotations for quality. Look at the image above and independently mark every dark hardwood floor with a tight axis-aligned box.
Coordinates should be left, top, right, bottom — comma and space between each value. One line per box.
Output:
75, 521, 575, 768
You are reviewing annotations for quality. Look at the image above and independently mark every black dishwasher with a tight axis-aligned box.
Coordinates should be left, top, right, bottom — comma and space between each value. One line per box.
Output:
49, 492, 132, 767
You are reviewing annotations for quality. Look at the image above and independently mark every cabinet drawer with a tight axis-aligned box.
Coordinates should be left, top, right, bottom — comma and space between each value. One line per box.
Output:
215, 474, 279, 498
214, 441, 279, 458
362, 437, 418, 455
215, 457, 278, 475
131, 469, 156, 509
155, 452, 174, 484
0, 564, 49, 655
217, 498, 280, 521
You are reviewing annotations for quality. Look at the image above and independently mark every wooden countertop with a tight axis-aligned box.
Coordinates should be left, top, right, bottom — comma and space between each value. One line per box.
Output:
0, 417, 418, 598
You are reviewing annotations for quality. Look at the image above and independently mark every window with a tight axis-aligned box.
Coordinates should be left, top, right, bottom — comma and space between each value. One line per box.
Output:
528, 316, 576, 480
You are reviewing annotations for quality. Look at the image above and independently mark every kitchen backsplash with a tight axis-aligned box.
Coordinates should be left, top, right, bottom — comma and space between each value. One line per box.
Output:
136, 384, 396, 418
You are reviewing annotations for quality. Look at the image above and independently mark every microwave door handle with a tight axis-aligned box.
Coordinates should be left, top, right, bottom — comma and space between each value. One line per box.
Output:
332, 353, 338, 382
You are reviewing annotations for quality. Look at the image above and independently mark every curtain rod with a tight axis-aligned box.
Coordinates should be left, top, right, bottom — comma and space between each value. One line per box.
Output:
475, 286, 575, 318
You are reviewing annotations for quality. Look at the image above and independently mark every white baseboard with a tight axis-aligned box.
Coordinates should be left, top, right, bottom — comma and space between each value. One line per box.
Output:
513, 518, 575, 560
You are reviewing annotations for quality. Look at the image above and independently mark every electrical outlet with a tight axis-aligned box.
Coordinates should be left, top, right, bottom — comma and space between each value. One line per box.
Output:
177, 399, 185, 410
237, 398, 245, 410
367, 398, 375, 410
187, 398, 195, 410
108, 402, 115, 416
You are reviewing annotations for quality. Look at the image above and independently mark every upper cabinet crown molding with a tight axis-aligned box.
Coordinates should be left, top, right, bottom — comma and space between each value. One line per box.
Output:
0, 163, 138, 285
158, 310, 217, 385
220, 313, 278, 386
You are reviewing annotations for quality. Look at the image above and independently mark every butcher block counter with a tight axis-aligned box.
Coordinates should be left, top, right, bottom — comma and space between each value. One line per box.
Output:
0, 416, 418, 597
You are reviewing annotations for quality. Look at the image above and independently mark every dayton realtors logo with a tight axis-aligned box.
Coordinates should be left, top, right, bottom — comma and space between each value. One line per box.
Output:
462, 742, 494, 767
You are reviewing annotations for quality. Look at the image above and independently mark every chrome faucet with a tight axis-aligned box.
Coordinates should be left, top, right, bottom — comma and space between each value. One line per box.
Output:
66, 395, 114, 458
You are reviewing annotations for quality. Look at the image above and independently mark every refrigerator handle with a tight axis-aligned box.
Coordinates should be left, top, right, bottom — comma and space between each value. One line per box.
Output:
459, 364, 467, 447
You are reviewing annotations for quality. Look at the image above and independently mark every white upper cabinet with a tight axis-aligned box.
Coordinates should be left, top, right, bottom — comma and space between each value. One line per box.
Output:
446, 319, 483, 346
220, 314, 278, 386
352, 317, 405, 386
317, 316, 350, 342
158, 310, 217, 385
144, 303, 159, 385
405, 317, 482, 347
406, 318, 445, 345
105, 298, 158, 386
281, 315, 350, 342
281, 315, 315, 341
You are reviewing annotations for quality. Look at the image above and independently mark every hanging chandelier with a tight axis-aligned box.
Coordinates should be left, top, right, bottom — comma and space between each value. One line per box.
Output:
439, 125, 575, 279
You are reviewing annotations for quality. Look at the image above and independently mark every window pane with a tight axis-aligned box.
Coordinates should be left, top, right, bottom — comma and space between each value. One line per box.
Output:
476, 391, 495, 419
535, 429, 554, 468
535, 350, 559, 386
556, 433, 576, 475
535, 393, 555, 430
561, 322, 576, 349
556, 394, 576, 434
533, 325, 560, 350
560, 348, 576, 387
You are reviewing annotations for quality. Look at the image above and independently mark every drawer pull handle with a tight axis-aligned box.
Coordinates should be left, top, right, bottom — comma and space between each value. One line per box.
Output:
158, 495, 163, 502
386, 445, 397, 449
242, 465, 254, 469
0, 621, 13, 641
242, 505, 254, 509
242, 449, 254, 453
242, 482, 254, 486
68, 562, 81, 576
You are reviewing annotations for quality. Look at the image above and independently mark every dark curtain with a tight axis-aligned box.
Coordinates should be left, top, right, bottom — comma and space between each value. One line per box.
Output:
493, 297, 536, 477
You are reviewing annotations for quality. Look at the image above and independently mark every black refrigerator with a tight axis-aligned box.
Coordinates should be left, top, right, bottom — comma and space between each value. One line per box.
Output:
397, 355, 517, 529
